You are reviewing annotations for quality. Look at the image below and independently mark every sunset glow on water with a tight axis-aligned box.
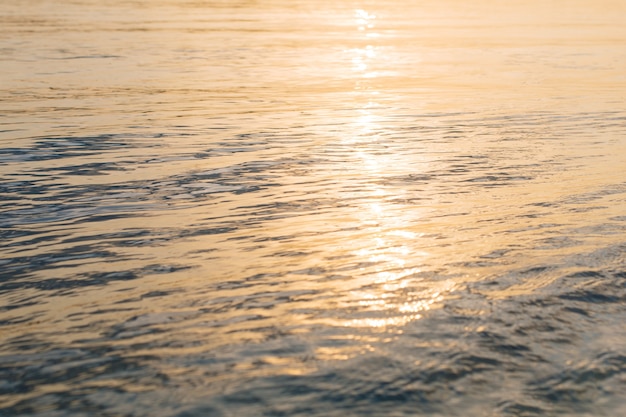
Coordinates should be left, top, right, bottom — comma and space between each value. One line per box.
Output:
1, 1, 626, 415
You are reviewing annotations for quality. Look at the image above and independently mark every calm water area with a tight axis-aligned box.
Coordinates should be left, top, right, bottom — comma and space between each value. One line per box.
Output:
1, 0, 626, 415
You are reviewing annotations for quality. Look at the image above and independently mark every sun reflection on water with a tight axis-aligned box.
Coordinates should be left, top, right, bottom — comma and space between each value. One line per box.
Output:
339, 97, 453, 332
355, 9, 376, 31
348, 8, 383, 78
311, 7, 457, 341
351, 45, 377, 75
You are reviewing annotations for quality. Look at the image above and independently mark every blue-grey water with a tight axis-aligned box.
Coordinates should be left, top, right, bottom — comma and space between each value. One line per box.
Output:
1, 0, 626, 415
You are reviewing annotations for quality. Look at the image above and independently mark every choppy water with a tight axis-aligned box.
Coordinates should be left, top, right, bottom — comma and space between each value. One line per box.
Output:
2, 0, 626, 415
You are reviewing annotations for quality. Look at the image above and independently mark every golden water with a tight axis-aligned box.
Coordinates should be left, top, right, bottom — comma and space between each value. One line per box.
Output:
1, 0, 626, 415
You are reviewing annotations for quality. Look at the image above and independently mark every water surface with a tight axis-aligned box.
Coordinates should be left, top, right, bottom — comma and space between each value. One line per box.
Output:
1, 0, 626, 415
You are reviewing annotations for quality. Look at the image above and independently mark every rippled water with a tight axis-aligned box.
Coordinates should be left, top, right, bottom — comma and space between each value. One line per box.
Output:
2, 0, 626, 415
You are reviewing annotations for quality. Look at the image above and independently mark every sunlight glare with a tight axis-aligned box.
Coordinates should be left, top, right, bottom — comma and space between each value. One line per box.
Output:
355, 9, 376, 31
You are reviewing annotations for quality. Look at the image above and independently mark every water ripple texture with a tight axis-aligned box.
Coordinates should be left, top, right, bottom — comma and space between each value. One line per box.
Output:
1, 0, 626, 415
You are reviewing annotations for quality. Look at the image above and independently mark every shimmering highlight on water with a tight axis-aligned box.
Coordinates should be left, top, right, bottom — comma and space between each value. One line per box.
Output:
1, 0, 626, 415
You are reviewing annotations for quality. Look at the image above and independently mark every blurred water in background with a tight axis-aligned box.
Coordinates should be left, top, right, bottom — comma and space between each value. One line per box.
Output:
1, 0, 626, 415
